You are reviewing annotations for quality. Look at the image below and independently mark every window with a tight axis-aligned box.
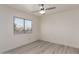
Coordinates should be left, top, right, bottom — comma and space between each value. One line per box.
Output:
25, 19, 32, 33
13, 17, 32, 34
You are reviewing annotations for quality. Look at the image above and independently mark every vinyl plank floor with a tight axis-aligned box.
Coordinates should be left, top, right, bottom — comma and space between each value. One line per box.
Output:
4, 40, 79, 54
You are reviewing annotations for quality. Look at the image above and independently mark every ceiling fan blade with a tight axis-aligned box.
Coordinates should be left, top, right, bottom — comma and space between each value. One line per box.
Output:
45, 7, 56, 10
31, 10, 40, 13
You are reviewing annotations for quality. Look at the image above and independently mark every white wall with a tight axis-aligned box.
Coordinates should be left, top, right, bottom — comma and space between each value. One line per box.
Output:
0, 5, 39, 53
40, 8, 79, 48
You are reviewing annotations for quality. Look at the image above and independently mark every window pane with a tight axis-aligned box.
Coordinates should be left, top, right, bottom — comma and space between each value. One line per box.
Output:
25, 20, 32, 33
14, 17, 24, 33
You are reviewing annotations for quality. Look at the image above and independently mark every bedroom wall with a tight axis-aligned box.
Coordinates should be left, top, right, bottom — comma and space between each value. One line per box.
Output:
40, 8, 79, 48
0, 5, 39, 53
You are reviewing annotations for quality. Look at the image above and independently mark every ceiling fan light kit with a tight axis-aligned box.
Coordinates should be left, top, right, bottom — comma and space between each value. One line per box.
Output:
39, 10, 46, 15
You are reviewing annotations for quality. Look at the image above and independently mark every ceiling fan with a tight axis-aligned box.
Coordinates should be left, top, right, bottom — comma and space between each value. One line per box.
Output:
32, 4, 56, 15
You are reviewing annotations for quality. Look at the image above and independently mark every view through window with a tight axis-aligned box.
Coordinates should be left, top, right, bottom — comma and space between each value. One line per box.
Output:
25, 20, 32, 33
14, 17, 32, 34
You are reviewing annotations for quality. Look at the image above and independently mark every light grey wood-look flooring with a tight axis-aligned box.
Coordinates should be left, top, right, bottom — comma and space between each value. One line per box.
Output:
4, 40, 79, 54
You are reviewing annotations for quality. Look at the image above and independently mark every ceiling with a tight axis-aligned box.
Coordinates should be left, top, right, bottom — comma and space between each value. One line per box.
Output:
5, 4, 79, 16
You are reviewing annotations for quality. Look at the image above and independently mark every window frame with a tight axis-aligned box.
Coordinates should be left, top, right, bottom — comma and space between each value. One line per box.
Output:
13, 16, 32, 34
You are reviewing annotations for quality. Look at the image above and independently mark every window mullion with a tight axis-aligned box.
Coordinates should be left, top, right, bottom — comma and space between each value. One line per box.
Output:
24, 19, 25, 33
